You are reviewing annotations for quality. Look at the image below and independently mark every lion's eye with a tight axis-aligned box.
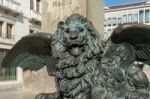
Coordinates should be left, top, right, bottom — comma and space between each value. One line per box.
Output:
65, 28, 70, 33
78, 27, 84, 32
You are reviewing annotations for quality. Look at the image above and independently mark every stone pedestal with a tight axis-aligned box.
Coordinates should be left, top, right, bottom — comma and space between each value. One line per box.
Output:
42, 0, 104, 38
23, 67, 57, 93
86, 0, 104, 38
42, 0, 87, 33
24, 0, 104, 93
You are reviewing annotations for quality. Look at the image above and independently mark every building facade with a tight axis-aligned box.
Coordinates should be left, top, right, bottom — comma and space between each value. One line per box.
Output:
104, 1, 150, 40
0, 0, 42, 90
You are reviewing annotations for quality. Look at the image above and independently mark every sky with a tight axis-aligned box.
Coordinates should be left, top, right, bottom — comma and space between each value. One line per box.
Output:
105, 0, 145, 6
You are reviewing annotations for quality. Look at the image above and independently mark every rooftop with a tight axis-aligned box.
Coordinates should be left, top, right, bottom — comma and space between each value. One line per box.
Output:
105, 1, 150, 10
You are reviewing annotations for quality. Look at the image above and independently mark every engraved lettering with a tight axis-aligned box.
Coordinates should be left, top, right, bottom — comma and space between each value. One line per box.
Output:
53, 0, 72, 7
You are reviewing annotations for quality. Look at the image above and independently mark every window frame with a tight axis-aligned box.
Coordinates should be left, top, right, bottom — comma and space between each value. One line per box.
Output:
112, 17, 117, 26
128, 14, 133, 23
107, 18, 112, 27
6, 23, 14, 39
30, 0, 34, 10
139, 10, 144, 23
145, 9, 150, 23
123, 15, 127, 23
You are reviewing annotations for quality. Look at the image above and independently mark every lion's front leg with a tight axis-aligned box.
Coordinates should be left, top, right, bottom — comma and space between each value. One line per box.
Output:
35, 92, 61, 99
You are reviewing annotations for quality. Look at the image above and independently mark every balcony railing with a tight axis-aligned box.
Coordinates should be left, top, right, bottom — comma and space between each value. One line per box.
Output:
30, 10, 41, 24
0, 0, 21, 16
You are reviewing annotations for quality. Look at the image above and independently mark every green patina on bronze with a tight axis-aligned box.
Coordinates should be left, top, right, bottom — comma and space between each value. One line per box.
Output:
1, 14, 150, 99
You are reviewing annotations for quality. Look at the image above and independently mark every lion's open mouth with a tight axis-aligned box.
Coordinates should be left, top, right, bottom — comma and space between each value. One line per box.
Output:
67, 41, 85, 56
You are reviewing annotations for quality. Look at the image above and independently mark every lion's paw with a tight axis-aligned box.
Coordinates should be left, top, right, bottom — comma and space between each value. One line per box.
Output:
35, 93, 59, 99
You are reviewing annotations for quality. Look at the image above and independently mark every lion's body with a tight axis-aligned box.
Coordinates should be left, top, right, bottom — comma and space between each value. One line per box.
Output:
56, 58, 100, 99
50, 14, 103, 99
2, 14, 149, 99
51, 34, 102, 98
49, 14, 134, 99
30, 14, 149, 99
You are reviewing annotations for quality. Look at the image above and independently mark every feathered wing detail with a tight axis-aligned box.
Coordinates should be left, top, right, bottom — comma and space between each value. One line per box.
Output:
111, 23, 150, 65
1, 32, 57, 72
100, 23, 150, 98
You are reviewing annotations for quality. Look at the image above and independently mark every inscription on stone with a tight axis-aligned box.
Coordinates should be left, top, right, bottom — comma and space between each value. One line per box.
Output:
53, 0, 72, 7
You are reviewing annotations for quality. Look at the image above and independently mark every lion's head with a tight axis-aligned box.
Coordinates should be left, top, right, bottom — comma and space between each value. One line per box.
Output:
52, 14, 103, 60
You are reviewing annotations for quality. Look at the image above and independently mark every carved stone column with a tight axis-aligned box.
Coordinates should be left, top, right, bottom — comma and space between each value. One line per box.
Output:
86, 0, 104, 39
42, 0, 104, 38
42, 0, 87, 33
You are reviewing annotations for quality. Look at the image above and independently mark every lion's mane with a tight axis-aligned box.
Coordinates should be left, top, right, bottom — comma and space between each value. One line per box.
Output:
51, 14, 104, 98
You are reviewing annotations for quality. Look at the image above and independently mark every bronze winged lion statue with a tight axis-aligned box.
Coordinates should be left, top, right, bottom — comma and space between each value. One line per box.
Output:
1, 14, 150, 99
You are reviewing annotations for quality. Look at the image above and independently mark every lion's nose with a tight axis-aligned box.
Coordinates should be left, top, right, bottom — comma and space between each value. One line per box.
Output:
69, 32, 78, 40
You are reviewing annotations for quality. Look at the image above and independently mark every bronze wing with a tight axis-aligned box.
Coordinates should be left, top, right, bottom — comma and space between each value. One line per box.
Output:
1, 32, 57, 75
111, 23, 150, 64
100, 23, 150, 98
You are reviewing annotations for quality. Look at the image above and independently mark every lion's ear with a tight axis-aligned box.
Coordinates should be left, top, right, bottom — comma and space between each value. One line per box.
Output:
86, 22, 99, 38
57, 21, 65, 30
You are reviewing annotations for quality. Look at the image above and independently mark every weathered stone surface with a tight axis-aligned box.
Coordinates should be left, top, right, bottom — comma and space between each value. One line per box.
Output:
42, 0, 104, 38
143, 65, 150, 80
86, 0, 104, 39
0, 89, 37, 99
42, 0, 86, 33
23, 67, 57, 93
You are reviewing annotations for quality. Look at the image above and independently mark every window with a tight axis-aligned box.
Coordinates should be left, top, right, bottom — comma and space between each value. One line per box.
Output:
133, 14, 138, 23
107, 29, 112, 38
30, 0, 34, 10
139, 10, 144, 23
123, 15, 127, 23
128, 14, 132, 23
145, 10, 150, 23
6, 23, 13, 39
36, 0, 40, 12
30, 29, 34, 34
0, 49, 17, 81
112, 17, 116, 26
0, 21, 3, 37
104, 20, 106, 27
118, 18, 122, 25
108, 18, 111, 26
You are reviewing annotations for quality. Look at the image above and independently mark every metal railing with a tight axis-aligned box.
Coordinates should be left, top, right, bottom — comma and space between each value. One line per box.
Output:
30, 10, 41, 21
0, 0, 21, 12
